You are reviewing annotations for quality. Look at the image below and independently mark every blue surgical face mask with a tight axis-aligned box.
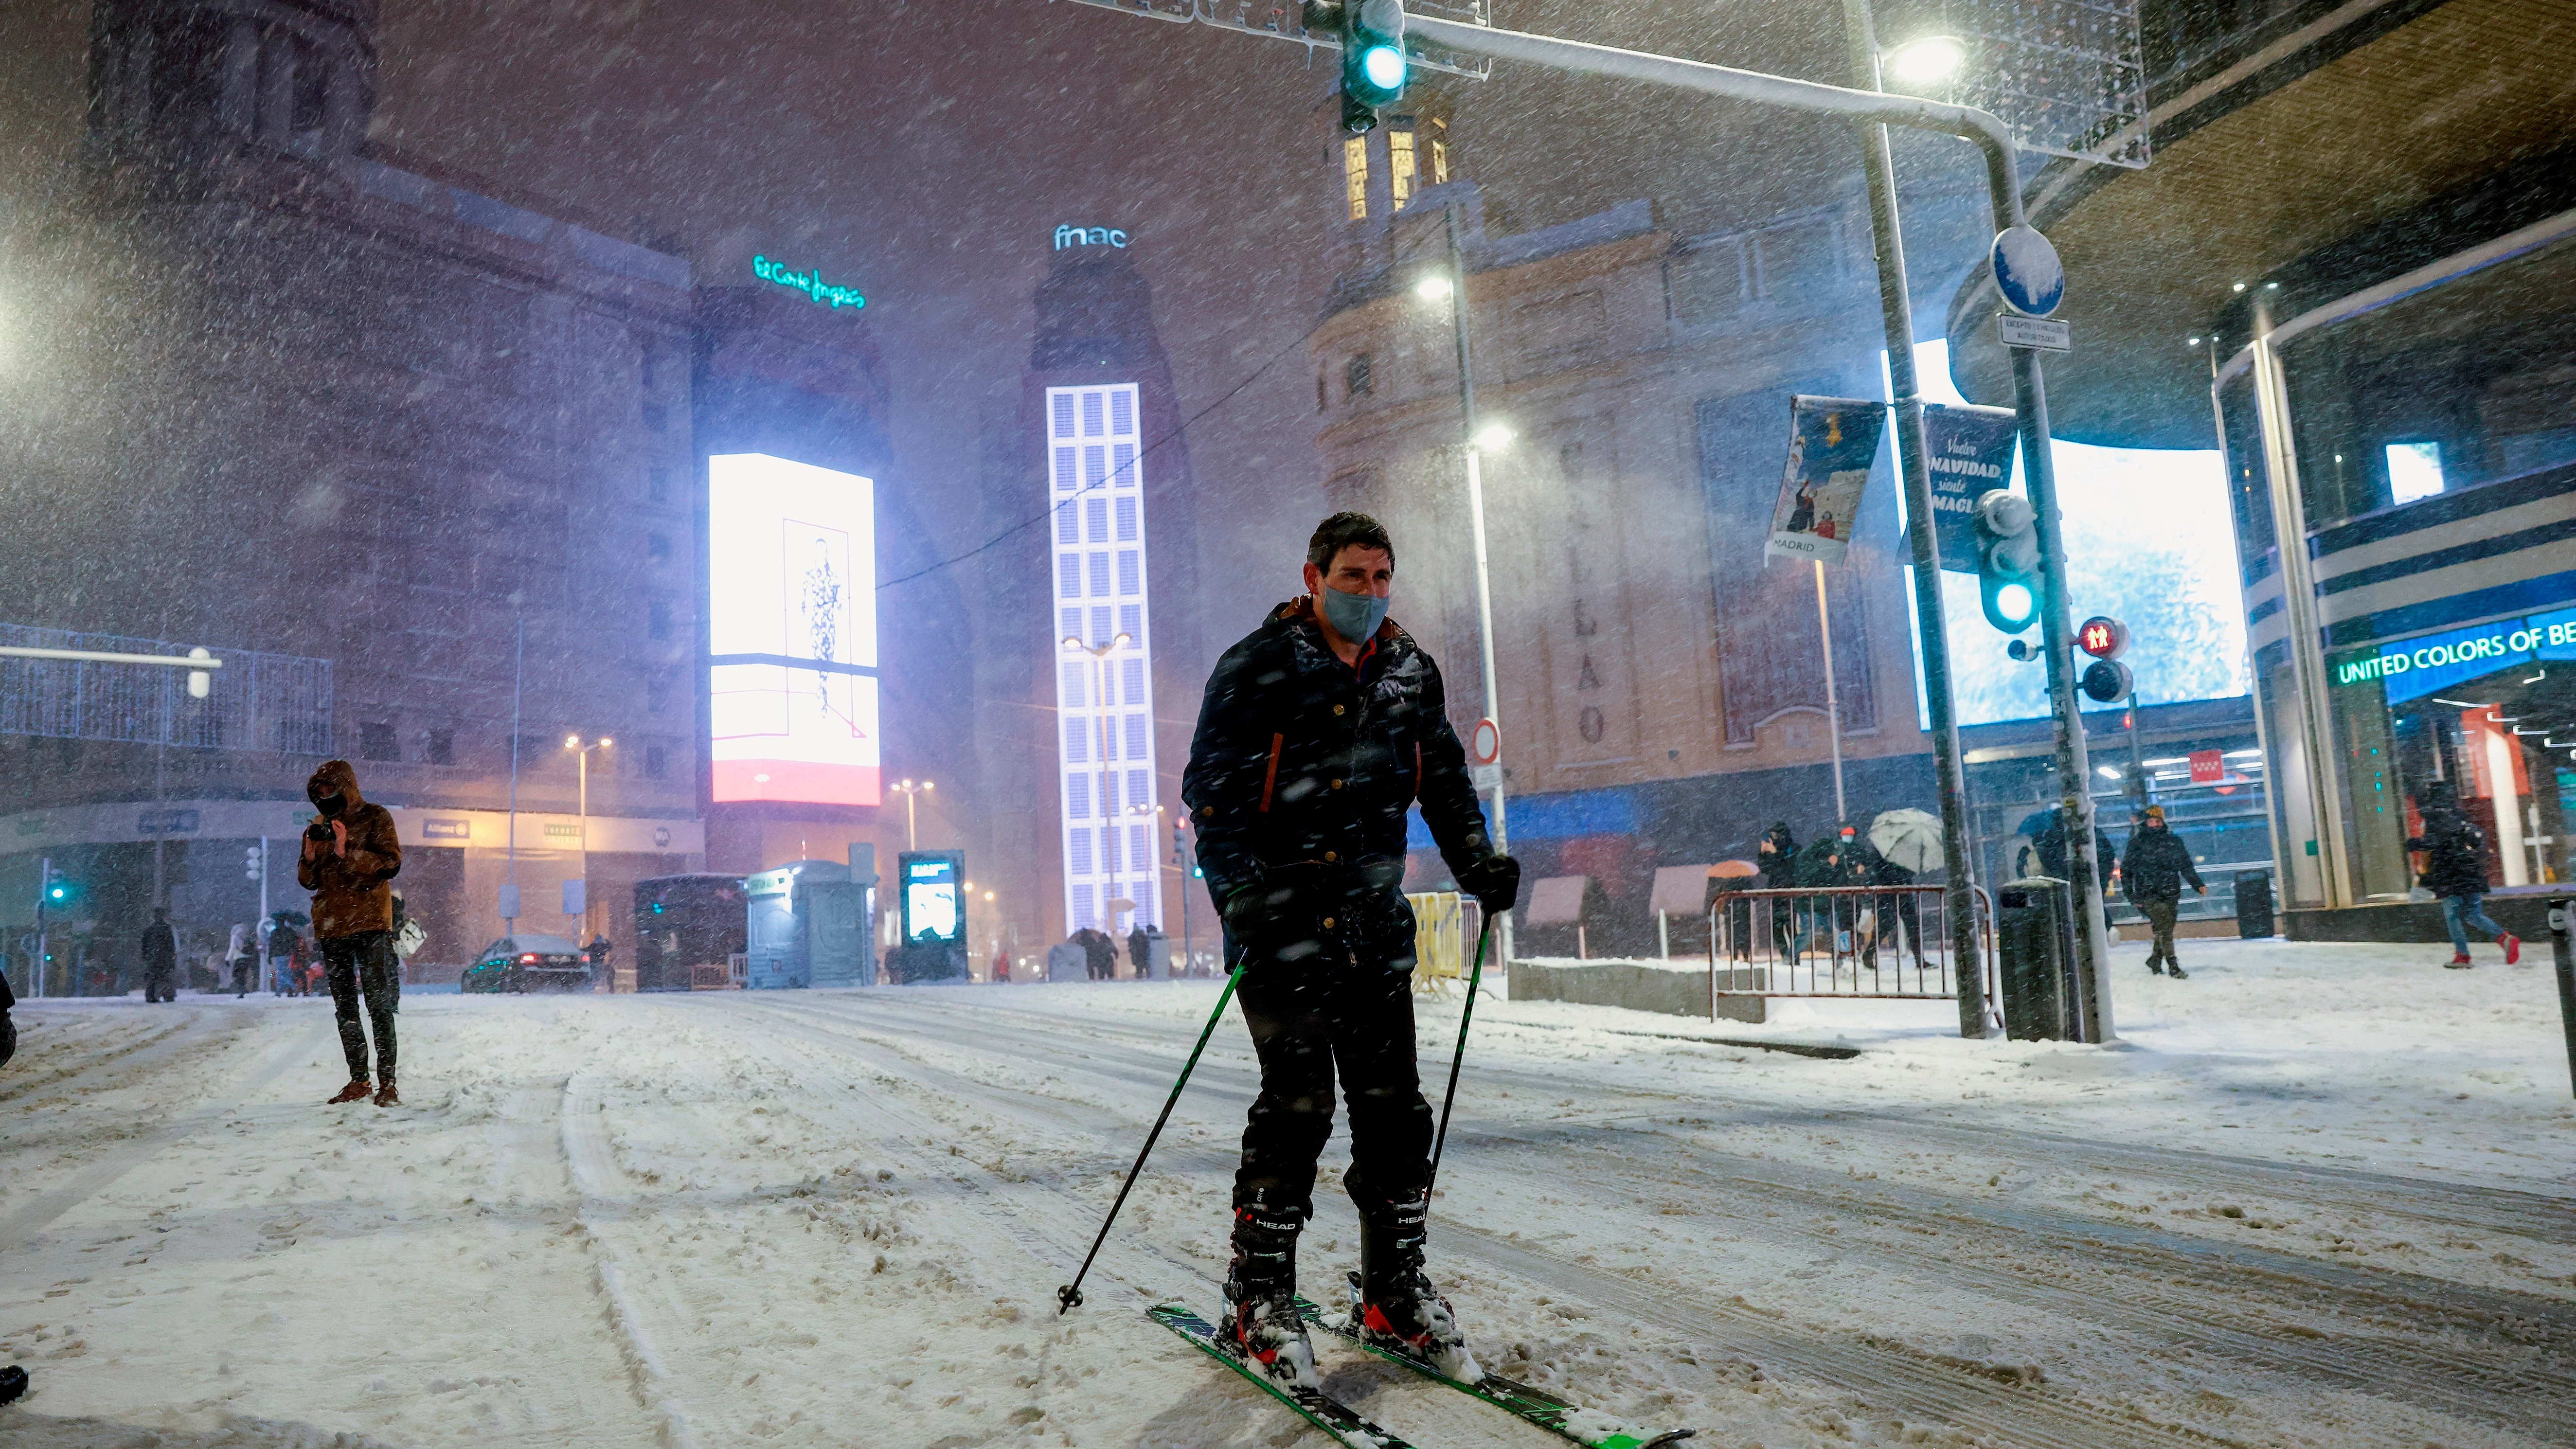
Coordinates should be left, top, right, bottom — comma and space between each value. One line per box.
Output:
1317, 584, 1389, 644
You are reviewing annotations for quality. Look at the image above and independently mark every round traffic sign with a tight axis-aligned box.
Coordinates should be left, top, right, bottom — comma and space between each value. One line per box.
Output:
1991, 225, 2065, 318
1469, 717, 1501, 765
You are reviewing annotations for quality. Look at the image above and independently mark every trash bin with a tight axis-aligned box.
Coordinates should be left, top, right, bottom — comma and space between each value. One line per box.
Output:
2234, 871, 2275, 939
1995, 877, 2077, 1041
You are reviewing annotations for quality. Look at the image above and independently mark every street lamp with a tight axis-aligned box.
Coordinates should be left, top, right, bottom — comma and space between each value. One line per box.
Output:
1063, 633, 1133, 930
1881, 34, 1966, 87
890, 778, 934, 851
565, 735, 612, 938
1421, 202, 1515, 964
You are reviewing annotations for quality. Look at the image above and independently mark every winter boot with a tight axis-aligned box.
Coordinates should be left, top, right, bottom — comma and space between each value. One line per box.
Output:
2145, 953, 2166, 976
1221, 1202, 1317, 1391
2445, 951, 2474, 969
1353, 1196, 1480, 1381
326, 1080, 372, 1105
2501, 933, 2521, 966
2165, 961, 2187, 980
373, 1080, 400, 1108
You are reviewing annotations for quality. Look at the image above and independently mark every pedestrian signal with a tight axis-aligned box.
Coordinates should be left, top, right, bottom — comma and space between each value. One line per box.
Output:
2077, 615, 2129, 659
2080, 658, 2134, 703
245, 845, 262, 882
1971, 489, 2041, 634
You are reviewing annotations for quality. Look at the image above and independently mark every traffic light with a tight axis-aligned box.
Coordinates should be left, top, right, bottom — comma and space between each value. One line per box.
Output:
42, 866, 69, 905
2076, 613, 2134, 702
245, 845, 263, 883
1971, 489, 2041, 633
1307, 0, 1407, 132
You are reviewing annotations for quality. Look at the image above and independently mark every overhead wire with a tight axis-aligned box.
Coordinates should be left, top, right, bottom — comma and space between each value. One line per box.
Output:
875, 313, 1331, 593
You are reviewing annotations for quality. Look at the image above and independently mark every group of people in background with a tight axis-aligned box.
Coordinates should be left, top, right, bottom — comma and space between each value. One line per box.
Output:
1716, 802, 2214, 978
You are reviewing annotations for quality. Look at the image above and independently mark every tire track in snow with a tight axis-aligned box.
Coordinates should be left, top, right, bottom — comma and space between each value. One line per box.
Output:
0, 1015, 335, 1253
738, 998, 2220, 1449
559, 1071, 704, 1449
0, 1006, 215, 1106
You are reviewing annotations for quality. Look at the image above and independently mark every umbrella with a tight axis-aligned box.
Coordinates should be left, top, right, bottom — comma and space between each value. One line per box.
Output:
1868, 808, 1944, 874
1707, 859, 1759, 879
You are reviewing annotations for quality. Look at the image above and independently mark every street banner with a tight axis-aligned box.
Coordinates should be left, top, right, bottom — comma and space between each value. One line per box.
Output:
1923, 402, 2020, 572
1765, 395, 1886, 566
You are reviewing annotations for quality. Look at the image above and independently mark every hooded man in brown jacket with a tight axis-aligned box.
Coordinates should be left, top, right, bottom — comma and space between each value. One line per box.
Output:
297, 759, 405, 1106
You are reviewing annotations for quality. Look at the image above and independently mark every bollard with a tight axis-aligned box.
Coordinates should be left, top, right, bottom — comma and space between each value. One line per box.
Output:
2552, 899, 2576, 1100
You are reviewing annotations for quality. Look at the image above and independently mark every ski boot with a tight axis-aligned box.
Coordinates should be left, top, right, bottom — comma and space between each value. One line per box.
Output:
1353, 1195, 1480, 1381
326, 1080, 372, 1105
1222, 1201, 1318, 1391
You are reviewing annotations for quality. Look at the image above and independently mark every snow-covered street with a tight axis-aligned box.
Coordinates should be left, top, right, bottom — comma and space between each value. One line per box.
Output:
3, 938, 2571, 1449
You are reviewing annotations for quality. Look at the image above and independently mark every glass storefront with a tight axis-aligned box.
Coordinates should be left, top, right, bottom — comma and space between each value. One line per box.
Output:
2220, 226, 2576, 909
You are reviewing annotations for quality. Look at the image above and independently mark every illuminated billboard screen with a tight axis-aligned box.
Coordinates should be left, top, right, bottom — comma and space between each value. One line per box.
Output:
707, 453, 880, 805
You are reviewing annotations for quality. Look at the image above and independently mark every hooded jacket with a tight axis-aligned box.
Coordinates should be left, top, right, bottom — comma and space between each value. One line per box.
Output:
2407, 807, 2490, 899
2119, 822, 2203, 902
294, 759, 403, 939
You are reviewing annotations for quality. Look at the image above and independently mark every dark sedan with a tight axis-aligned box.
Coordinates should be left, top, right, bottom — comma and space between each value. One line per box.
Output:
462, 934, 594, 993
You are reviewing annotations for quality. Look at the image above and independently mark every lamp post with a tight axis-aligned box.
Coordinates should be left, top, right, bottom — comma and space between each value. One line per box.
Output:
1063, 632, 1132, 931
890, 778, 934, 852
566, 735, 612, 935
1417, 226, 1517, 966
1842, 0, 1995, 1038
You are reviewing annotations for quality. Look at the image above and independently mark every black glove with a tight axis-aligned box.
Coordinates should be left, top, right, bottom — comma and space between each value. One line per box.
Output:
1222, 880, 1300, 945
1456, 854, 1521, 913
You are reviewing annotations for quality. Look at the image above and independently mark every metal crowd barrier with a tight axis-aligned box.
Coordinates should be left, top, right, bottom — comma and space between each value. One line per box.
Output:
1710, 885, 1997, 1010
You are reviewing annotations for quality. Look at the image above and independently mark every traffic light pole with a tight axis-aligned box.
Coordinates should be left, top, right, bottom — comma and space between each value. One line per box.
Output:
1399, 9, 2111, 1040
34, 855, 50, 1000
1840, 0, 1989, 1038
1442, 199, 1512, 969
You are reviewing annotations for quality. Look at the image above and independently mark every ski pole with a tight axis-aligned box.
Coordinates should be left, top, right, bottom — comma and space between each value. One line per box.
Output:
1426, 911, 1497, 1193
1057, 948, 1249, 1314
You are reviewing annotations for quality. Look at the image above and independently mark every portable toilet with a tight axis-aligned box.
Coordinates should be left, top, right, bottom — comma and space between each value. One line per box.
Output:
743, 859, 855, 990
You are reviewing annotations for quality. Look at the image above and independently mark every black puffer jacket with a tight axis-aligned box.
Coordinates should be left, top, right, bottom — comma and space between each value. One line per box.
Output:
2407, 808, 2490, 899
2120, 824, 2203, 903
1182, 597, 1495, 957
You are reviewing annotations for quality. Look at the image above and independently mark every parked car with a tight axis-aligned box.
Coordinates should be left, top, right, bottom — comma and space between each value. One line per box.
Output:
462, 934, 593, 993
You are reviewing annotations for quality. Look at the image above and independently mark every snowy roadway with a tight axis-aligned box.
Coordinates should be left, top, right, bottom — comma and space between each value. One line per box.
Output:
2, 939, 2571, 1449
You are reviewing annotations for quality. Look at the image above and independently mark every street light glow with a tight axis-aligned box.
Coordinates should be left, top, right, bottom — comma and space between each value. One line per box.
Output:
1415, 274, 1454, 302
1473, 422, 1515, 451
1884, 35, 1965, 87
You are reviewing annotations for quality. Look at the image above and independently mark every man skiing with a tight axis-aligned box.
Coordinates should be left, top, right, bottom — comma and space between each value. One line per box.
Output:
2119, 805, 2204, 978
1182, 511, 1520, 1390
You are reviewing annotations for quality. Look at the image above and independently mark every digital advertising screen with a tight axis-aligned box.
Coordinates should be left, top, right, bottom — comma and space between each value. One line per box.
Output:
706, 453, 881, 805
900, 854, 961, 942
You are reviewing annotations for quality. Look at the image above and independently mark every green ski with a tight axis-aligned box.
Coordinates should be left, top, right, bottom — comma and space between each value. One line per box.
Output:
1299, 1292, 1696, 1449
1150, 1302, 1419, 1449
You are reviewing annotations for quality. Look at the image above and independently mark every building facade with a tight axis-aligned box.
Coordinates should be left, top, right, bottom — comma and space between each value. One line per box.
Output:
0, 0, 888, 990
1943, 0, 2576, 937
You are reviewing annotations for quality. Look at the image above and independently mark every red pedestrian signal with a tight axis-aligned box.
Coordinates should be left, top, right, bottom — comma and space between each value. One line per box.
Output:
2077, 615, 2129, 659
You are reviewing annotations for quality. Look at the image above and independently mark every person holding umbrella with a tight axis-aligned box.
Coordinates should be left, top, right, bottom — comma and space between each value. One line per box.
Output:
1867, 809, 1944, 961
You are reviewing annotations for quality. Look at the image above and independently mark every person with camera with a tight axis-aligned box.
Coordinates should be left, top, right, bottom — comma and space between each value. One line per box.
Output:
1181, 511, 1520, 1390
296, 759, 405, 1106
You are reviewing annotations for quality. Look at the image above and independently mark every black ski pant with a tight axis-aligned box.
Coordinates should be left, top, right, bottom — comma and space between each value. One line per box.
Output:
322, 930, 400, 1083
1232, 954, 1431, 1229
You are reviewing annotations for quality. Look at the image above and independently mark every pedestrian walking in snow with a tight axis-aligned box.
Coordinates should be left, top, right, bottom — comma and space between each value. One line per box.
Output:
140, 907, 179, 1003
2120, 805, 2205, 978
227, 922, 256, 997
1181, 511, 1519, 1391
2033, 804, 2120, 894
2407, 783, 2519, 968
298, 760, 406, 1106
1077, 928, 1115, 981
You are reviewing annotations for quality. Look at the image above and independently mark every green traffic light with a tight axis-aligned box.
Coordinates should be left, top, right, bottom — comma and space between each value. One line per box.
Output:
1359, 43, 1406, 93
